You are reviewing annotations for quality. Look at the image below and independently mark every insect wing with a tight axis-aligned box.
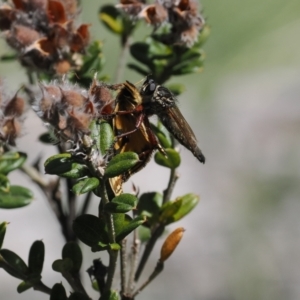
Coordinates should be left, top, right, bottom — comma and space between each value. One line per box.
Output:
111, 82, 162, 184
161, 105, 205, 163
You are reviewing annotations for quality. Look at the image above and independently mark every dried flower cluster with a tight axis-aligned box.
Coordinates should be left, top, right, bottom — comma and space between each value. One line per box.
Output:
0, 80, 25, 146
117, 0, 205, 47
0, 0, 90, 74
34, 79, 114, 143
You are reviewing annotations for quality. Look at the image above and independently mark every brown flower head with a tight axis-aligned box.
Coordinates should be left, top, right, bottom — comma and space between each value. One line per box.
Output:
0, 0, 90, 74
0, 81, 26, 146
117, 0, 205, 47
34, 78, 116, 143
116, 0, 145, 18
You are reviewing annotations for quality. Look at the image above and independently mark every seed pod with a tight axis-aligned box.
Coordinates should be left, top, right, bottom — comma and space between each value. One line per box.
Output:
160, 227, 185, 262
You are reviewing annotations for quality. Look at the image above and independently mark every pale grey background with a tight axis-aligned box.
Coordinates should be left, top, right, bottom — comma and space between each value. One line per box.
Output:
1, 0, 300, 299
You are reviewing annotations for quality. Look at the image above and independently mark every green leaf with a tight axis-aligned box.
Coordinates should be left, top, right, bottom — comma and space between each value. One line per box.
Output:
130, 43, 152, 65
150, 123, 172, 148
104, 193, 137, 213
172, 56, 204, 76
127, 63, 149, 76
99, 121, 114, 156
0, 53, 17, 61
62, 242, 82, 273
78, 41, 105, 78
91, 280, 99, 291
194, 25, 210, 47
88, 120, 101, 149
115, 215, 145, 242
160, 194, 199, 224
159, 200, 182, 224
44, 154, 90, 179
155, 148, 181, 169
105, 152, 139, 178
99, 5, 123, 34
72, 178, 100, 195
17, 281, 33, 293
0, 185, 33, 209
171, 193, 200, 223
50, 283, 67, 300
28, 240, 44, 275
0, 174, 10, 192
38, 132, 53, 144
52, 258, 73, 273
0, 249, 28, 278
73, 214, 109, 247
0, 222, 8, 249
138, 225, 151, 243
0, 152, 27, 174
137, 192, 163, 218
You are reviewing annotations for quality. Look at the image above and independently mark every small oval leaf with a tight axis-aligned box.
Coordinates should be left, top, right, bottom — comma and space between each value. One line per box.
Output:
154, 148, 181, 169
17, 281, 33, 293
0, 152, 27, 174
105, 152, 139, 178
137, 192, 163, 218
50, 283, 67, 300
0, 174, 10, 192
172, 193, 200, 223
0, 222, 8, 249
0, 249, 28, 278
115, 216, 146, 242
159, 200, 181, 224
99, 5, 123, 34
73, 214, 109, 247
45, 154, 89, 179
104, 193, 137, 213
52, 258, 73, 273
0, 185, 33, 209
62, 242, 82, 273
28, 240, 44, 275
99, 121, 114, 156
72, 177, 100, 195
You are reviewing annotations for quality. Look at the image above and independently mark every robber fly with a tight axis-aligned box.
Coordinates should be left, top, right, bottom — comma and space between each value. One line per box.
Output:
108, 80, 166, 195
139, 77, 205, 163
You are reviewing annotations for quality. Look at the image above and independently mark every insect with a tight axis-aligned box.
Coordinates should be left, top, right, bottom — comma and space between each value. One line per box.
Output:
139, 76, 205, 163
108, 80, 166, 195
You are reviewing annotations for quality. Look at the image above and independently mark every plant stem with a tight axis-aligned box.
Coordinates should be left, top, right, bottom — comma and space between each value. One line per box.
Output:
114, 35, 131, 83
80, 191, 92, 215
163, 168, 179, 204
132, 260, 164, 297
120, 239, 127, 295
134, 225, 164, 282
0, 256, 52, 295
100, 180, 119, 293
134, 162, 179, 281
127, 230, 140, 294
62, 271, 89, 297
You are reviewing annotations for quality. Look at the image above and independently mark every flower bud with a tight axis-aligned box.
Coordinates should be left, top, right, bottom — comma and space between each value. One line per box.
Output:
160, 227, 185, 262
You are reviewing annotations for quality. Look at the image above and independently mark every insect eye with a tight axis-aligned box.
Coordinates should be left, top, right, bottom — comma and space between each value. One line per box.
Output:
149, 82, 156, 92
144, 80, 156, 95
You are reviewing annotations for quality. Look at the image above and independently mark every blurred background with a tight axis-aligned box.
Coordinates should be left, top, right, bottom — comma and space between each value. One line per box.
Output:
1, 0, 300, 299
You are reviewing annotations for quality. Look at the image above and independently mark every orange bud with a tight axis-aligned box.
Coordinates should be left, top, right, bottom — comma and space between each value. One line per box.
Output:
160, 227, 185, 262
